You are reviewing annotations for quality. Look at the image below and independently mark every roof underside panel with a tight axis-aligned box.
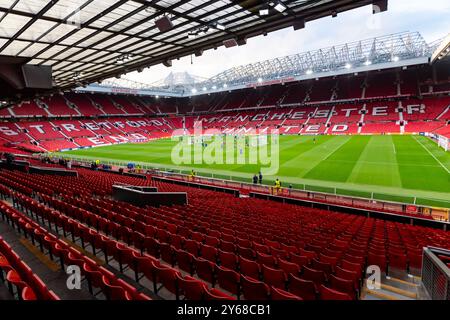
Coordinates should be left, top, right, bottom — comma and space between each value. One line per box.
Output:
0, 0, 374, 98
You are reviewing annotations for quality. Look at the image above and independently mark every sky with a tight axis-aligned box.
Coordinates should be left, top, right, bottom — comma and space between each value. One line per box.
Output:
124, 0, 450, 85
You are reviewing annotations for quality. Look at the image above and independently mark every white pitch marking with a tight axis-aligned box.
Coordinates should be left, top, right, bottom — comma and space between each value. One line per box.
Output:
413, 136, 450, 174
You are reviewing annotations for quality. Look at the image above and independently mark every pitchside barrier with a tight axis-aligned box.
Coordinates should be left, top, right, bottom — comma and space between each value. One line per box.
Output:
36, 154, 450, 222
422, 247, 450, 300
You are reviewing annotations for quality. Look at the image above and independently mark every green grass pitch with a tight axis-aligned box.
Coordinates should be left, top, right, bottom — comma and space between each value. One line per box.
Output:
58, 135, 450, 208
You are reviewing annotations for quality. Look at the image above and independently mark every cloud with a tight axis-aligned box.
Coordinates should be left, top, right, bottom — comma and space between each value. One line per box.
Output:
125, 0, 448, 84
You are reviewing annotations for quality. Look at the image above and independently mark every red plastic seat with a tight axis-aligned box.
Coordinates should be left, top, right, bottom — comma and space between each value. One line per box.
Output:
262, 265, 287, 290
290, 253, 310, 268
200, 244, 218, 263
101, 276, 132, 300
216, 266, 241, 298
220, 240, 236, 253
21, 286, 37, 300
329, 274, 357, 299
389, 253, 407, 271
204, 236, 220, 247
174, 249, 195, 275
256, 252, 276, 268
301, 266, 326, 286
185, 239, 200, 257
152, 262, 180, 298
367, 253, 387, 272
239, 256, 260, 280
241, 275, 270, 300
311, 258, 333, 275
219, 250, 238, 270
319, 285, 352, 300
237, 245, 255, 260
335, 266, 360, 290
194, 257, 216, 286
204, 288, 236, 300
340, 260, 363, 279
177, 274, 208, 300
160, 243, 175, 266
288, 274, 316, 300
278, 258, 301, 276
271, 287, 302, 300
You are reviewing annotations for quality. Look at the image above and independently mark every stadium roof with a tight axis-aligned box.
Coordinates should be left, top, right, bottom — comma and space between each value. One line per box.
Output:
80, 31, 435, 97
0, 0, 377, 99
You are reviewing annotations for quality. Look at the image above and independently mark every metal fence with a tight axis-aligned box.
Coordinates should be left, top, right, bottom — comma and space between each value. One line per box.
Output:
422, 247, 450, 300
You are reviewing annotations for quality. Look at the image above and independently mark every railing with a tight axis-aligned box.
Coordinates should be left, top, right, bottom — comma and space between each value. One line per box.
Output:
422, 247, 450, 300
152, 171, 449, 224
35, 153, 450, 222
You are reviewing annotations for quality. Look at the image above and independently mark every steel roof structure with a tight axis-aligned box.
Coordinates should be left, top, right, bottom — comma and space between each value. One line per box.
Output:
79, 31, 436, 97
0, 0, 376, 97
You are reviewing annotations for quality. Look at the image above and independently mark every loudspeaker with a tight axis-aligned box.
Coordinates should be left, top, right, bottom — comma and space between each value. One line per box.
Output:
21, 65, 52, 89
293, 18, 305, 30
237, 38, 247, 46
155, 16, 173, 32
373, 0, 388, 13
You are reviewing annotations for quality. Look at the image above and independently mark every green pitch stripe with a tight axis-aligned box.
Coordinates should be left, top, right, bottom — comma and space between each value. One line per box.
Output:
394, 135, 450, 193
282, 135, 351, 177
346, 135, 402, 187
302, 135, 369, 182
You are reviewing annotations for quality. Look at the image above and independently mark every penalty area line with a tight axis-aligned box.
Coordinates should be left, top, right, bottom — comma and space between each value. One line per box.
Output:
413, 136, 450, 174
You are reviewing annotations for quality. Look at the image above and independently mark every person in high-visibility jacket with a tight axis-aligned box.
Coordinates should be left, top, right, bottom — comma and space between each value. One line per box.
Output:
190, 169, 196, 181
274, 178, 281, 194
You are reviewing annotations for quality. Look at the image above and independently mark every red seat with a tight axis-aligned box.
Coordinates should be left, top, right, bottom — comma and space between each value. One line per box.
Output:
301, 266, 326, 286
218, 250, 238, 270
101, 276, 132, 300
311, 258, 333, 275
407, 253, 423, 271
239, 256, 260, 280
288, 274, 316, 300
319, 285, 352, 300
160, 243, 175, 266
131, 252, 158, 283
367, 253, 387, 272
216, 266, 241, 298
256, 252, 276, 268
174, 249, 195, 275
220, 240, 236, 253
290, 253, 309, 268
298, 248, 317, 260
329, 274, 357, 299
271, 287, 302, 300
262, 265, 287, 290
241, 275, 270, 300
389, 253, 407, 271
185, 239, 200, 257
340, 260, 363, 279
237, 245, 255, 260
191, 232, 204, 243
83, 262, 105, 294
194, 257, 216, 286
200, 244, 218, 263
204, 236, 220, 247
177, 274, 208, 300
278, 258, 301, 276
204, 288, 236, 300
152, 262, 180, 298
21, 286, 37, 300
335, 266, 360, 290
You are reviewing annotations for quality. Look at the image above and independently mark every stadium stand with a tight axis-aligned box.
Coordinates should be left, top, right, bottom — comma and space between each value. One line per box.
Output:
0, 166, 448, 301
